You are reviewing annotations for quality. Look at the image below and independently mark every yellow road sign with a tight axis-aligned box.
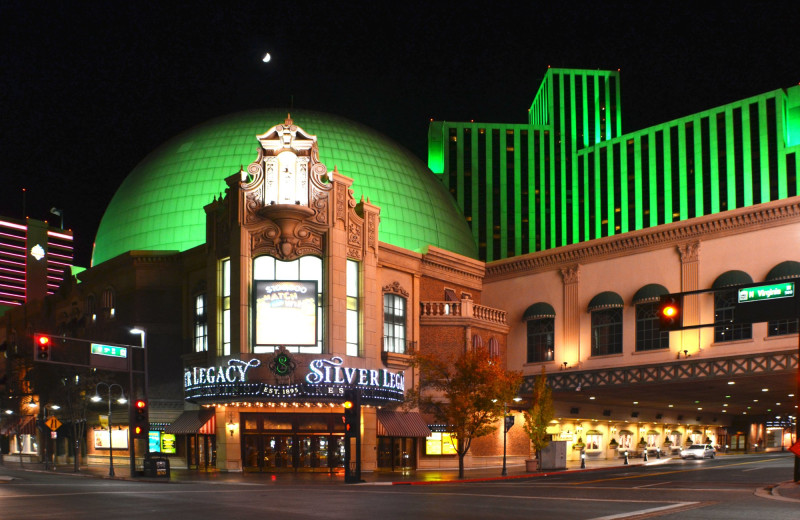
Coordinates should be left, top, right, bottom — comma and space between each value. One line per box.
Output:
45, 416, 62, 430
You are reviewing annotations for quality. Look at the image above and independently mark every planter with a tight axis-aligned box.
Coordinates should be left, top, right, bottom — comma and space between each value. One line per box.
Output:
525, 459, 539, 472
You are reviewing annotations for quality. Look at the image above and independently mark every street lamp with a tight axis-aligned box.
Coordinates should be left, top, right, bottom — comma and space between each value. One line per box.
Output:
92, 382, 126, 477
494, 396, 523, 476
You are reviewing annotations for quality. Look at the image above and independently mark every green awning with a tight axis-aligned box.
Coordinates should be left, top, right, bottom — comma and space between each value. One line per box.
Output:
585, 429, 602, 436
523, 302, 556, 320
766, 261, 800, 281
587, 291, 624, 312
671, 430, 682, 435
692, 429, 703, 435
632, 284, 669, 304
647, 430, 660, 435
618, 429, 634, 435
712, 270, 753, 289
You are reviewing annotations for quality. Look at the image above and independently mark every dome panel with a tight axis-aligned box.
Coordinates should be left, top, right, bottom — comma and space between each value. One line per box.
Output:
93, 110, 477, 265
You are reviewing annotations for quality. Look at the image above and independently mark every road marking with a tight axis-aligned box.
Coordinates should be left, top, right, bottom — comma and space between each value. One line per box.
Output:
571, 457, 781, 485
589, 502, 702, 520
634, 481, 670, 488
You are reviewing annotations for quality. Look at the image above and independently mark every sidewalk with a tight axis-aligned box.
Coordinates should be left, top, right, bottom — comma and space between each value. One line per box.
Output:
4, 453, 799, 501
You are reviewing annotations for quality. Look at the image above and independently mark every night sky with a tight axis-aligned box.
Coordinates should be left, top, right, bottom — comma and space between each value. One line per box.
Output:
3, 1, 799, 266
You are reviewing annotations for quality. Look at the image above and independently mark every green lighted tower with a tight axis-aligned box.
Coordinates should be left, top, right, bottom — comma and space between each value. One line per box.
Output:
429, 68, 800, 261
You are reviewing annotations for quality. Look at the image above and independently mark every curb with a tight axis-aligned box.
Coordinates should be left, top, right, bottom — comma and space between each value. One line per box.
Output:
391, 462, 645, 485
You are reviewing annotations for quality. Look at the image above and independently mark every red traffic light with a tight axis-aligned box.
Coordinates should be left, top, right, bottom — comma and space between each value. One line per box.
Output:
33, 333, 52, 361
135, 399, 146, 410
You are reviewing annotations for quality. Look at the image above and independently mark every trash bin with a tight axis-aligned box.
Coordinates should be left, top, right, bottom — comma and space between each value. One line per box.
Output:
143, 457, 170, 478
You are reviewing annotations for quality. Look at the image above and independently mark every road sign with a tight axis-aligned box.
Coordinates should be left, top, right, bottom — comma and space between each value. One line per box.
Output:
45, 416, 62, 430
789, 440, 800, 458
738, 282, 795, 303
91, 343, 128, 358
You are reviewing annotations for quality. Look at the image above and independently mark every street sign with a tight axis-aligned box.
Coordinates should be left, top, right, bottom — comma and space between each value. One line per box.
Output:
91, 343, 128, 358
738, 282, 795, 303
45, 416, 62, 430
789, 440, 800, 458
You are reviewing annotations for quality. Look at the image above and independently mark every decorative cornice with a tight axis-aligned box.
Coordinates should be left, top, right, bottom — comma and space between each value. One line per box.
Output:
486, 197, 800, 281
382, 281, 409, 298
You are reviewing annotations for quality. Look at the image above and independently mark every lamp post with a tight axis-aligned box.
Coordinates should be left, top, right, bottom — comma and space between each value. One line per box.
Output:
92, 383, 126, 477
495, 397, 523, 476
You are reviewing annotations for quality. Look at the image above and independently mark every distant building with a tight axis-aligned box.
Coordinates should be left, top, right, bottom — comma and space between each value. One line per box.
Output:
428, 68, 800, 261
0, 216, 74, 312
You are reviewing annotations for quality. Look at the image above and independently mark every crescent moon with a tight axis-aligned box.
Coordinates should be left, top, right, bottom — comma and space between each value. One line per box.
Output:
262, 52, 271, 63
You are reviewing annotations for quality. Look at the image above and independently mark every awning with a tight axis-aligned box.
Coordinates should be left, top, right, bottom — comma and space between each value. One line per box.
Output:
376, 410, 432, 438
647, 430, 660, 435
632, 284, 669, 304
692, 429, 703, 435
766, 261, 800, 281
0, 415, 36, 435
585, 429, 602, 436
587, 291, 624, 312
712, 270, 753, 288
164, 409, 216, 434
671, 430, 682, 435
523, 302, 556, 320
618, 429, 634, 435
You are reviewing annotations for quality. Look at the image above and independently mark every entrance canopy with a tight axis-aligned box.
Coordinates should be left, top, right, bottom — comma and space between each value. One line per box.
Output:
165, 409, 216, 434
376, 410, 432, 438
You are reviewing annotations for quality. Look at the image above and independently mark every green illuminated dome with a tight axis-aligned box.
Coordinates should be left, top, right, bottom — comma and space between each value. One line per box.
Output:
93, 109, 477, 265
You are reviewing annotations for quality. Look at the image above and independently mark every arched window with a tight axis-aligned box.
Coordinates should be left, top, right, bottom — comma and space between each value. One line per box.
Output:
488, 337, 500, 359
633, 284, 669, 351
588, 292, 623, 356
471, 334, 484, 353
765, 261, 800, 337
523, 302, 555, 363
194, 293, 208, 353
712, 270, 752, 343
101, 287, 115, 319
86, 294, 96, 322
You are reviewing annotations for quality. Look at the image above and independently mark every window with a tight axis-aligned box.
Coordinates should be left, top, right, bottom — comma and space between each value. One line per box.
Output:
252, 256, 323, 354
714, 290, 751, 342
526, 318, 554, 362
471, 335, 483, 352
635, 302, 669, 351
383, 294, 406, 353
586, 433, 602, 451
87, 294, 96, 322
221, 259, 231, 356
488, 337, 499, 359
101, 288, 115, 319
591, 308, 622, 355
346, 259, 359, 357
194, 294, 208, 352
767, 318, 798, 337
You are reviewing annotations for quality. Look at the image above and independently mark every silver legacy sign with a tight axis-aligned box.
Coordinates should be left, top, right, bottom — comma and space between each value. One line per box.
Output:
184, 359, 262, 387
306, 357, 405, 391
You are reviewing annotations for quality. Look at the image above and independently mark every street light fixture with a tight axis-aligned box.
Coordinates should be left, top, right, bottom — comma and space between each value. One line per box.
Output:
92, 382, 126, 477
494, 396, 523, 476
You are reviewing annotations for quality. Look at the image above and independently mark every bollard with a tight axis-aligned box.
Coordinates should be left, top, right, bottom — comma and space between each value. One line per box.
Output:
624, 451, 629, 465
643, 450, 648, 462
580, 449, 586, 469
656, 448, 661, 459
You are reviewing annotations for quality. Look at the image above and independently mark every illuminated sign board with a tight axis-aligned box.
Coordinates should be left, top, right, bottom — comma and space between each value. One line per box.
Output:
94, 428, 129, 449
184, 356, 405, 404
254, 280, 317, 346
738, 282, 794, 303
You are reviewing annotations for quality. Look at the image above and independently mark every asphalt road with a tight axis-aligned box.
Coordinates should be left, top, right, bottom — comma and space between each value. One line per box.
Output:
0, 453, 796, 520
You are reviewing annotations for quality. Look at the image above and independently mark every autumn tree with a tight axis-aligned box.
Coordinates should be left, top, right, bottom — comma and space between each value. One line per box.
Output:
523, 366, 554, 470
407, 347, 522, 478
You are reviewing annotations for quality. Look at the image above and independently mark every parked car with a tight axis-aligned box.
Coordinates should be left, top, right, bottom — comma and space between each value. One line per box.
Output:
680, 444, 716, 459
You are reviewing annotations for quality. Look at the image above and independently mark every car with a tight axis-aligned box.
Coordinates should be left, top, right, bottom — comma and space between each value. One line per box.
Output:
680, 443, 716, 459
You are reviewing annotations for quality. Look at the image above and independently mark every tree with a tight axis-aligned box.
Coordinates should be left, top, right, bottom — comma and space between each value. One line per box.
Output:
407, 347, 522, 479
523, 366, 554, 470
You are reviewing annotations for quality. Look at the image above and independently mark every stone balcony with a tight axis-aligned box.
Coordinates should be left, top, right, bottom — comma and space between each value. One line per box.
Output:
419, 298, 508, 332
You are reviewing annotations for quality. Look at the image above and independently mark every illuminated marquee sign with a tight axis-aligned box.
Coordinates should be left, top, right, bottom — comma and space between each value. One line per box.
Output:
254, 280, 317, 346
184, 356, 405, 404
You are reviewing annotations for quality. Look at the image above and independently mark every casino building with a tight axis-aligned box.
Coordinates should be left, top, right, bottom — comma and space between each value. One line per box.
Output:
1, 69, 799, 472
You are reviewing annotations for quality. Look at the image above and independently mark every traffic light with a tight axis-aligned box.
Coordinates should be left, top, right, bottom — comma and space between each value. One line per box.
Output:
658, 294, 684, 331
131, 399, 149, 438
342, 390, 360, 437
33, 334, 52, 361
